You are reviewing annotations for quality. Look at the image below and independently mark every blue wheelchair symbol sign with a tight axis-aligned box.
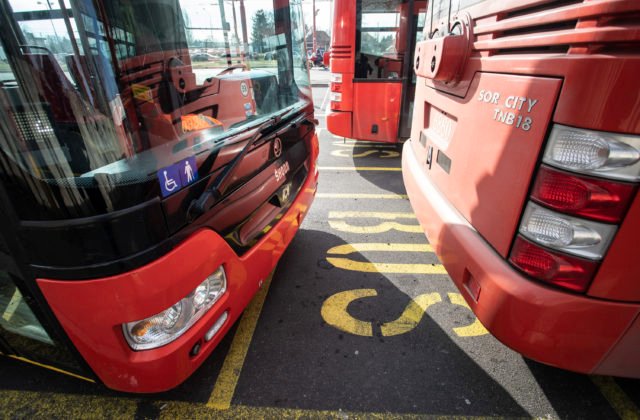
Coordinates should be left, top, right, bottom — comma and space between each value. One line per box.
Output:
158, 156, 199, 198
158, 165, 182, 198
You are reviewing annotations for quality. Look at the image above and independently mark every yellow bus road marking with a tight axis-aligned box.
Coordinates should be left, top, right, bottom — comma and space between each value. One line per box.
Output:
331, 149, 400, 158
448, 293, 489, 337
321, 289, 376, 336
207, 273, 274, 410
326, 243, 444, 274
380, 293, 442, 337
6, 355, 95, 383
317, 193, 408, 199
319, 166, 402, 171
320, 291, 482, 338
329, 220, 423, 234
328, 243, 433, 254
329, 211, 416, 219
332, 141, 399, 148
329, 213, 420, 234
591, 376, 640, 420
326, 258, 447, 274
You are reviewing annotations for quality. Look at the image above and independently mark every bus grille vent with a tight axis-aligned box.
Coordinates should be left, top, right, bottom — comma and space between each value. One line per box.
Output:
330, 45, 352, 60
473, 0, 640, 55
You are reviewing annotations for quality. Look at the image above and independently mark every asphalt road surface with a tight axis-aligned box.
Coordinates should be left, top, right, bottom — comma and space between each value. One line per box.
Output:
0, 85, 639, 419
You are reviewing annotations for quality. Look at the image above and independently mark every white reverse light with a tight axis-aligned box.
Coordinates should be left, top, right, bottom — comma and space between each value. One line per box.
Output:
519, 202, 616, 260
123, 267, 227, 350
330, 92, 342, 102
330, 73, 342, 83
543, 124, 640, 181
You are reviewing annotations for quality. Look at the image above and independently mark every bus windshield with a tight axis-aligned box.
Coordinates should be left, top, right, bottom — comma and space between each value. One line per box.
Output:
0, 0, 310, 220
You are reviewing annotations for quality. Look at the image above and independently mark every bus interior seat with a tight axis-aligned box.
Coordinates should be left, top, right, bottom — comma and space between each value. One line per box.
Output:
18, 51, 79, 124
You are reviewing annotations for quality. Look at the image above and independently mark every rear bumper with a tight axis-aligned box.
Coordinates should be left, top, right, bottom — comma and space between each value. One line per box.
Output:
37, 155, 318, 393
402, 141, 640, 377
326, 110, 352, 139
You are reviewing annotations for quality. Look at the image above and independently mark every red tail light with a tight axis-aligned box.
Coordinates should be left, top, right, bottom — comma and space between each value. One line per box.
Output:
531, 165, 636, 223
509, 236, 598, 293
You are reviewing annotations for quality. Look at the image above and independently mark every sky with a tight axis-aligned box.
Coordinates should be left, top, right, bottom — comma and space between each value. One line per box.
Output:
300, 0, 333, 33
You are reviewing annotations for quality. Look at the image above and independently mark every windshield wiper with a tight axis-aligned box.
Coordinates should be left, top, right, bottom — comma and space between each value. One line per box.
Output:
188, 116, 281, 219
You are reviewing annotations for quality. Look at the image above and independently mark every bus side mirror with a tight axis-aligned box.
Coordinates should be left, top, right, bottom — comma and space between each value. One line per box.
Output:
414, 12, 473, 84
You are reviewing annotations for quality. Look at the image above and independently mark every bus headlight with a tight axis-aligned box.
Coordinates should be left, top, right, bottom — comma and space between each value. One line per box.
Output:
122, 267, 227, 350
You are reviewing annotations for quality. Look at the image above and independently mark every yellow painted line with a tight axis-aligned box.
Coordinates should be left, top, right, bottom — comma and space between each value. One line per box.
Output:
160, 401, 518, 419
6, 355, 95, 383
207, 272, 274, 410
591, 376, 640, 420
317, 193, 408, 199
326, 258, 447, 274
328, 243, 433, 254
329, 220, 423, 234
0, 389, 520, 419
321, 289, 376, 337
0, 390, 137, 418
448, 293, 489, 337
381, 293, 442, 337
329, 211, 416, 219
319, 166, 402, 171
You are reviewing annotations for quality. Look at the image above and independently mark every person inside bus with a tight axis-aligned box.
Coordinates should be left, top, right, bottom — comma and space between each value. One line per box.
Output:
355, 53, 373, 78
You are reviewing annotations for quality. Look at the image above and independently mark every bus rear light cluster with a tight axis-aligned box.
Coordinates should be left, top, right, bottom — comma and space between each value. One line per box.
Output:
122, 266, 227, 350
510, 125, 639, 293
330, 74, 343, 110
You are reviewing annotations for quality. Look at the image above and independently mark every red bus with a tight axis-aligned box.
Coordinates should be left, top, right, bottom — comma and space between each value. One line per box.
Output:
403, 0, 640, 376
0, 0, 317, 392
327, 0, 427, 144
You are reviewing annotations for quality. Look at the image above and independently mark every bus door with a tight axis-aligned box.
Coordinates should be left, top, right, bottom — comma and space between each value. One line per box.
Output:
328, 0, 425, 144
398, 1, 427, 139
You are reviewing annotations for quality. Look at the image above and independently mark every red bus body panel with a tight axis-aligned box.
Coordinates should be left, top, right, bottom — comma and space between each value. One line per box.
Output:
404, 0, 640, 376
352, 82, 402, 143
37, 142, 318, 393
418, 72, 561, 256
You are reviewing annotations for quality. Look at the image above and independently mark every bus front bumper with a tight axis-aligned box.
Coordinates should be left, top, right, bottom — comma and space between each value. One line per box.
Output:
402, 141, 640, 377
37, 156, 318, 393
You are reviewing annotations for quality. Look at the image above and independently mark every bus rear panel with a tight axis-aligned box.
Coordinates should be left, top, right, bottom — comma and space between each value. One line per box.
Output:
403, 0, 640, 376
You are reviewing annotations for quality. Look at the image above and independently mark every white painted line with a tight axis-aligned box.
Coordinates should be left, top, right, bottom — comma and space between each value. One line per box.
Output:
320, 87, 330, 113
